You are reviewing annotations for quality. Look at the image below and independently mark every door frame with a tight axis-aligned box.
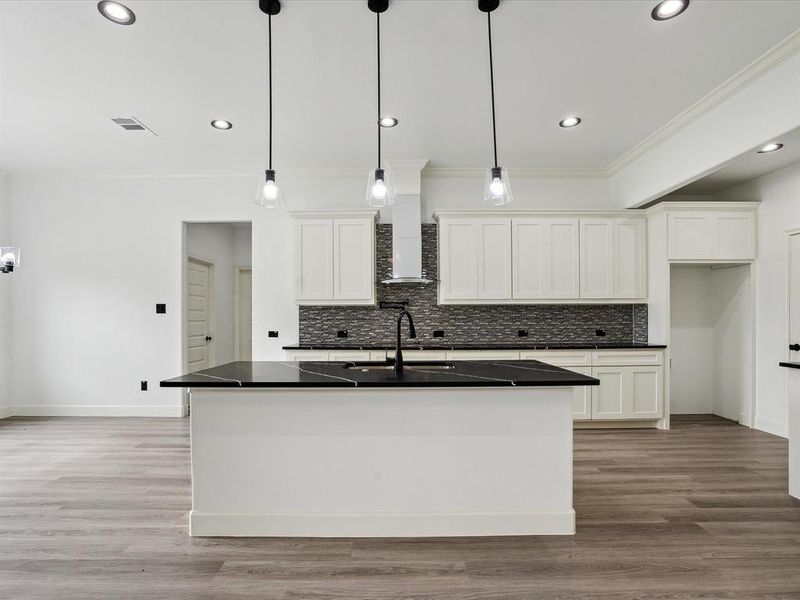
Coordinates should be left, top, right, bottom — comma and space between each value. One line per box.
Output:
234, 266, 252, 361
184, 255, 216, 373
785, 228, 800, 362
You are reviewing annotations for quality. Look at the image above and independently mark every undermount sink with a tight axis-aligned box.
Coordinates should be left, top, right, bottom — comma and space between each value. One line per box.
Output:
343, 361, 456, 372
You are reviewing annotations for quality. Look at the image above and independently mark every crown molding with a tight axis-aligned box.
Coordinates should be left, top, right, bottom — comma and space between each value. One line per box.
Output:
424, 167, 607, 179
606, 30, 800, 175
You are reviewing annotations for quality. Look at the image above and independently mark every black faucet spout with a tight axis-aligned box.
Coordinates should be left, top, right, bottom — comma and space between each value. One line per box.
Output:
395, 310, 416, 376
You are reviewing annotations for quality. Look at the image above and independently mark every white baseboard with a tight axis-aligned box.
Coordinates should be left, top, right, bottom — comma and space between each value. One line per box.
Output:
738, 412, 753, 427
0, 406, 14, 420
6, 405, 187, 418
189, 509, 576, 538
754, 416, 787, 438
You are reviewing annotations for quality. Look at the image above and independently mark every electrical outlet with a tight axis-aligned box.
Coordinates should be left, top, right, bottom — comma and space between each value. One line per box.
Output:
595, 329, 606, 337
337, 330, 348, 338
518, 329, 529, 337
433, 330, 444, 338
140, 381, 148, 392
156, 304, 166, 314
268, 331, 279, 338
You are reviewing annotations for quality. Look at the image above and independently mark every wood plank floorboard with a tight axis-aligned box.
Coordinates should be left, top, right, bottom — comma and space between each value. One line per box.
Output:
1, 414, 798, 600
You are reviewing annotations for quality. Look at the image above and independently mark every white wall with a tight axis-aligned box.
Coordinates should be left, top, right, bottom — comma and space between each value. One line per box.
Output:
0, 171, 11, 416
186, 223, 251, 367
669, 266, 715, 414
711, 264, 753, 423
6, 171, 607, 416
716, 161, 800, 436
233, 226, 252, 268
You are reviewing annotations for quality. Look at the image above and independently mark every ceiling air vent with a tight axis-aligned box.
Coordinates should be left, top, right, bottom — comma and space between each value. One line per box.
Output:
111, 117, 157, 135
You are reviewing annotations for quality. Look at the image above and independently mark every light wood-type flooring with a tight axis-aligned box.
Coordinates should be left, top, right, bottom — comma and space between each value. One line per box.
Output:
1, 414, 799, 599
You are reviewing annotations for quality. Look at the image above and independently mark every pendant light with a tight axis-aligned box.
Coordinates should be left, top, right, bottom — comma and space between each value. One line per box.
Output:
479, 0, 513, 206
255, 0, 285, 208
0, 247, 21, 274
366, 0, 394, 207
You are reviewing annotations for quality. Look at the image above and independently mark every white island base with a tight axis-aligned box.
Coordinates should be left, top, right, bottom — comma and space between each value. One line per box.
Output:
189, 386, 574, 537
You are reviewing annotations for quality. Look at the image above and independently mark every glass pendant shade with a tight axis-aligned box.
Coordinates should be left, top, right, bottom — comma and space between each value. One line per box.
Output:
255, 169, 285, 208
366, 168, 394, 207
482, 166, 513, 206
0, 247, 21, 273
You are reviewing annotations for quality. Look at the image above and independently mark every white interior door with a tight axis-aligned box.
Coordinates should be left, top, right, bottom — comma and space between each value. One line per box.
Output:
187, 258, 213, 372
789, 232, 800, 362
237, 268, 252, 361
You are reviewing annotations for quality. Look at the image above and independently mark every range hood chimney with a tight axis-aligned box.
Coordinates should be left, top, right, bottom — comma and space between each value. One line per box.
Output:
381, 159, 432, 284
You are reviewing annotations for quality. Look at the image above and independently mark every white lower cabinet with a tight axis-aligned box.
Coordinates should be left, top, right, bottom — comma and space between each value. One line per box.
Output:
284, 348, 664, 424
591, 365, 663, 420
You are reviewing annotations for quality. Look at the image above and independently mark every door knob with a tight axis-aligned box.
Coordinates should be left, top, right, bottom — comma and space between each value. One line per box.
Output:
790, 343, 800, 352
205, 335, 213, 342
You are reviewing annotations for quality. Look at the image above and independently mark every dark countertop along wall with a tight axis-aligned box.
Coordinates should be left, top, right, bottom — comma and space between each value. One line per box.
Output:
299, 224, 649, 347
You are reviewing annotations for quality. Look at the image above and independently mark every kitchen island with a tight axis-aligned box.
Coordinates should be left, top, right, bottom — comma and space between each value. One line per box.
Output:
161, 360, 598, 537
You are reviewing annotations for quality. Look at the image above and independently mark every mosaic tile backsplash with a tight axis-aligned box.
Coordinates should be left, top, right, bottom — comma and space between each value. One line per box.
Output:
299, 224, 648, 346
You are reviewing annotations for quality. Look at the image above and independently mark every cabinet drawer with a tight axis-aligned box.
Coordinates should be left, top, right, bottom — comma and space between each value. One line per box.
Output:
387, 350, 448, 361
285, 351, 330, 362
519, 351, 591, 367
446, 351, 521, 361
592, 350, 663, 366
328, 351, 373, 362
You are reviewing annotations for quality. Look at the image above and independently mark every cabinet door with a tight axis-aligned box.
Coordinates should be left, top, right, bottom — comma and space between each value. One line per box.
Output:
549, 219, 581, 298
513, 219, 579, 300
570, 366, 593, 421
626, 366, 663, 419
295, 220, 334, 301
333, 219, 374, 302
478, 220, 512, 300
591, 367, 626, 419
668, 213, 713, 259
714, 213, 755, 260
440, 220, 479, 300
512, 219, 545, 298
613, 219, 646, 299
580, 219, 614, 298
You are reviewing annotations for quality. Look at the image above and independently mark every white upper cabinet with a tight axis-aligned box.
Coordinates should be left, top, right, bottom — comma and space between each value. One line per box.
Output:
478, 220, 512, 300
613, 219, 647, 299
294, 219, 334, 302
580, 218, 647, 300
436, 211, 646, 304
513, 218, 579, 300
439, 218, 511, 302
333, 219, 374, 301
668, 210, 756, 261
292, 211, 376, 305
580, 219, 615, 299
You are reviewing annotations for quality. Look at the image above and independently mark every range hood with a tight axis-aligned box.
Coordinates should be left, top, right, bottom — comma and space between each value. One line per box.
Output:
381, 160, 432, 285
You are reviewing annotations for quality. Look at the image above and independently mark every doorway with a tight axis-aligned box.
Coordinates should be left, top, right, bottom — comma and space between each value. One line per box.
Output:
184, 222, 253, 372
669, 263, 755, 424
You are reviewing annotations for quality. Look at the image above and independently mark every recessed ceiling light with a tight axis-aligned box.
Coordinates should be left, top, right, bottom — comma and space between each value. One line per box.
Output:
379, 116, 398, 128
211, 120, 233, 130
651, 0, 689, 21
758, 142, 783, 153
97, 1, 136, 25
559, 116, 581, 128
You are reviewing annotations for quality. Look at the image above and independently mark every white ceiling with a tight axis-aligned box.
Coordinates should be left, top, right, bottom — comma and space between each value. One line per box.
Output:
1, 0, 799, 175
674, 126, 800, 195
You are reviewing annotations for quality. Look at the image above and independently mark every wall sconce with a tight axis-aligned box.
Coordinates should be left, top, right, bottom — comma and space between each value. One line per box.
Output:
1, 247, 21, 273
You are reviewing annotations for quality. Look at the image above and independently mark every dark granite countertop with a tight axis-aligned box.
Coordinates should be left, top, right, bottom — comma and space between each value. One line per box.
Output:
161, 360, 600, 389
779, 362, 800, 370
282, 343, 666, 351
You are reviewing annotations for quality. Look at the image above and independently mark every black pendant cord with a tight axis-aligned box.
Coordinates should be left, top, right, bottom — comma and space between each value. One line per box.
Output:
268, 12, 273, 171
487, 11, 498, 169
376, 12, 381, 170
